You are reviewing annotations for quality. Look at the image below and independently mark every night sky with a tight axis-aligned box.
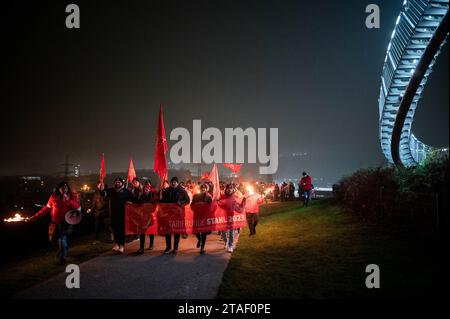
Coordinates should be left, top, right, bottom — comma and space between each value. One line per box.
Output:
1, 0, 448, 183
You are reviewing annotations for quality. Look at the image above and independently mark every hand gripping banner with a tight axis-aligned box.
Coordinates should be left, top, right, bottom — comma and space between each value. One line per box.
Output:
125, 201, 247, 235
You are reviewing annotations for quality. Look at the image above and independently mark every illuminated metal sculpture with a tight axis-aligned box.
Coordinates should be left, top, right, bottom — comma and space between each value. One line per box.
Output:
378, 0, 449, 167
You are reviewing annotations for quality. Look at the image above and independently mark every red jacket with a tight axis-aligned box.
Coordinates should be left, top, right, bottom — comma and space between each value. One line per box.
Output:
300, 175, 313, 191
218, 194, 245, 213
244, 193, 264, 214
33, 192, 80, 224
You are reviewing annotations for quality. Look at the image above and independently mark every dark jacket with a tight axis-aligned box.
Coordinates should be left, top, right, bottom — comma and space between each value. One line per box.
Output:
160, 185, 190, 206
102, 187, 133, 219
91, 190, 109, 217
191, 192, 212, 204
130, 185, 144, 202
135, 190, 156, 204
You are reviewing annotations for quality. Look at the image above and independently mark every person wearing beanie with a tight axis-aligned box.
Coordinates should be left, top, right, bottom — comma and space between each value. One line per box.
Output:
160, 176, 190, 254
97, 177, 133, 253
133, 181, 157, 254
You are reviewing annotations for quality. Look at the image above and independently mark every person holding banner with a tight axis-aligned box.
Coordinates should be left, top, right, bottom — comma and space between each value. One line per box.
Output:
131, 177, 143, 199
28, 182, 81, 263
158, 180, 170, 199
160, 176, 190, 254
218, 184, 246, 253
98, 177, 133, 253
133, 182, 157, 254
191, 183, 213, 254
144, 180, 158, 198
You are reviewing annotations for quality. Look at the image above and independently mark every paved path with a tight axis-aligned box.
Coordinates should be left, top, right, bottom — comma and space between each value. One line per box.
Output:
14, 233, 236, 299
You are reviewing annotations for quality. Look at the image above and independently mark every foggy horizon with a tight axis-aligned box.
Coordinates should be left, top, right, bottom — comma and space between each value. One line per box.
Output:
2, 0, 448, 183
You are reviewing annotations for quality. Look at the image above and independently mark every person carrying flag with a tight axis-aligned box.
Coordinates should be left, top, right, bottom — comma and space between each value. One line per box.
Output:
98, 177, 133, 253
87, 181, 111, 244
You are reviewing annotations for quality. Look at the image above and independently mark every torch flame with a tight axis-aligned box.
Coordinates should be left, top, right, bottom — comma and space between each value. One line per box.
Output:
4, 213, 29, 223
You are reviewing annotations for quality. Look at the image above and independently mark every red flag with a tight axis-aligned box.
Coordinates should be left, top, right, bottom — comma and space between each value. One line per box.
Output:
223, 163, 242, 174
127, 157, 136, 183
99, 153, 106, 183
153, 104, 168, 181
200, 172, 209, 180
209, 164, 220, 200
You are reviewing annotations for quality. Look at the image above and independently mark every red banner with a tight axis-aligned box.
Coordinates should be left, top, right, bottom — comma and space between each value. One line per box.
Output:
191, 201, 247, 233
125, 203, 157, 235
125, 202, 247, 235
156, 203, 193, 234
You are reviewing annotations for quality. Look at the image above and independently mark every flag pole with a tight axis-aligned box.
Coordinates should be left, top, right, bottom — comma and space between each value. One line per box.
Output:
126, 156, 130, 189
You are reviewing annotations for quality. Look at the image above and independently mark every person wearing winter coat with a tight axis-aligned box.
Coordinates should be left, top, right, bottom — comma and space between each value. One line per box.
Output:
159, 176, 190, 254
29, 181, 80, 263
244, 190, 264, 236
88, 182, 111, 244
98, 177, 133, 253
299, 171, 313, 207
132, 180, 157, 254
191, 183, 213, 254
218, 184, 246, 253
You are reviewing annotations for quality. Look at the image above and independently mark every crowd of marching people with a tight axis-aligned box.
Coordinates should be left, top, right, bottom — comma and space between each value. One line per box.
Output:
28, 171, 314, 263
272, 172, 315, 207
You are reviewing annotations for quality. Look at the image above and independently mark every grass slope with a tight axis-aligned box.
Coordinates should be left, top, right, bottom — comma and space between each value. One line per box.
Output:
218, 200, 448, 299
0, 236, 111, 298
